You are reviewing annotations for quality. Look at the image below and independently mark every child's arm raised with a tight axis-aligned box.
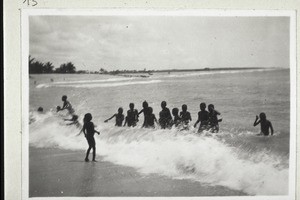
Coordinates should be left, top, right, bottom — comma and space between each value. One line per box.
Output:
123, 117, 128, 127
269, 121, 274, 136
214, 110, 221, 115
253, 115, 260, 126
104, 114, 116, 122
138, 109, 143, 116
76, 127, 84, 136
135, 110, 139, 122
154, 115, 158, 124
194, 119, 200, 128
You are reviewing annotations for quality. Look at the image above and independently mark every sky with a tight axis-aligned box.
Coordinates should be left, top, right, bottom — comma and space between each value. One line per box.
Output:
29, 15, 290, 71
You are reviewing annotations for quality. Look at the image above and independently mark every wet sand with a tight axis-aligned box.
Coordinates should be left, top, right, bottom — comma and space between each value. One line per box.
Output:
29, 147, 247, 197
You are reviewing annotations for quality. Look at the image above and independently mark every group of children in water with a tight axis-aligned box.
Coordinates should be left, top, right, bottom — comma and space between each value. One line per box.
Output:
104, 101, 223, 133
54, 95, 274, 162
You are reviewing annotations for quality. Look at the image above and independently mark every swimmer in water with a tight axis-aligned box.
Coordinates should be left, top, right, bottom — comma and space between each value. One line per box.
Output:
180, 104, 192, 125
138, 101, 151, 128
253, 112, 274, 136
124, 103, 139, 127
144, 107, 158, 128
171, 108, 181, 127
104, 107, 125, 127
56, 106, 61, 112
64, 115, 81, 128
194, 102, 209, 133
37, 107, 43, 113
158, 101, 172, 129
207, 104, 222, 133
60, 95, 75, 115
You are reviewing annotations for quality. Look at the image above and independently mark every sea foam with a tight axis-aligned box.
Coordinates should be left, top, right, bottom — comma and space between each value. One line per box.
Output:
29, 111, 289, 195
36, 79, 162, 88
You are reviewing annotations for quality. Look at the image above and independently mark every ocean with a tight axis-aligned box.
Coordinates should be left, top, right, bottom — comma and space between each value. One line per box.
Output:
28, 68, 290, 196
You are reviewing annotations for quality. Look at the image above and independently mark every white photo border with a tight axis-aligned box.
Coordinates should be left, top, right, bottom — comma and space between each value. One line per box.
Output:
21, 9, 297, 200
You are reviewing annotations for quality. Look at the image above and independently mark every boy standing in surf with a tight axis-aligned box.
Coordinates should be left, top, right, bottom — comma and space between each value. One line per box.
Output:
158, 101, 172, 129
253, 113, 274, 136
180, 104, 192, 125
83, 113, 100, 162
124, 103, 139, 127
171, 108, 181, 127
138, 101, 151, 127
144, 107, 158, 128
104, 107, 125, 127
207, 104, 222, 133
194, 103, 209, 132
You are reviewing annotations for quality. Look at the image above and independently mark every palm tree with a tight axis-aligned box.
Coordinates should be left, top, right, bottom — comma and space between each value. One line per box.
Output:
57, 62, 76, 73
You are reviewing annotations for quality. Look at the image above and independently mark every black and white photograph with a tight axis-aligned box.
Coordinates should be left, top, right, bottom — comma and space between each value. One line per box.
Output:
22, 9, 296, 199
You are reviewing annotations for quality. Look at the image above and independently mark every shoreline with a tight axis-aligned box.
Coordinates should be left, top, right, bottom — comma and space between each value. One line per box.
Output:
28, 67, 286, 76
29, 147, 247, 197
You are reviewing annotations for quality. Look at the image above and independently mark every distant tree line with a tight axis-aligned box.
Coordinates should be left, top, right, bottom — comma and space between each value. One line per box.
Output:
29, 56, 260, 75
29, 56, 76, 74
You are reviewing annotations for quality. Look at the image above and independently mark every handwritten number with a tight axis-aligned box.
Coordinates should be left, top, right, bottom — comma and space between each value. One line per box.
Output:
23, 0, 38, 6
32, 0, 38, 6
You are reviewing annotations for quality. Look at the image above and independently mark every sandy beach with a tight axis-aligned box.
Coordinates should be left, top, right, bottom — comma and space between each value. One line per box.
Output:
29, 147, 246, 197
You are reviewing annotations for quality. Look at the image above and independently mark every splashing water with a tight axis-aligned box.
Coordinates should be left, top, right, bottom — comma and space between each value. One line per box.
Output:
29, 111, 288, 196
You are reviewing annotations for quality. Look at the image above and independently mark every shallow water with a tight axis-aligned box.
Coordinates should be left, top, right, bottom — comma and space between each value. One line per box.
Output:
29, 68, 290, 195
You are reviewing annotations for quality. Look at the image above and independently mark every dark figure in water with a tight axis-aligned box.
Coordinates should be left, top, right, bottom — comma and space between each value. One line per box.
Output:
180, 104, 192, 125
104, 107, 125, 127
83, 113, 100, 162
56, 106, 61, 112
158, 101, 172, 129
124, 103, 139, 127
60, 95, 75, 115
145, 107, 158, 128
194, 102, 209, 132
37, 107, 43, 112
253, 112, 274, 136
64, 115, 81, 128
207, 104, 222, 133
138, 101, 151, 128
171, 108, 181, 127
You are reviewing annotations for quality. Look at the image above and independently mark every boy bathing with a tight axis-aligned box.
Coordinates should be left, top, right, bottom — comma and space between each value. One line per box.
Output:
138, 101, 151, 128
104, 107, 125, 127
171, 108, 181, 127
253, 112, 274, 136
124, 103, 139, 127
194, 103, 209, 132
144, 107, 158, 128
159, 101, 172, 129
207, 104, 222, 133
59, 95, 75, 115
82, 113, 100, 162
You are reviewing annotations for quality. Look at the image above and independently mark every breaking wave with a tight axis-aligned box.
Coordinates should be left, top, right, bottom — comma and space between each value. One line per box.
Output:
29, 111, 289, 195
36, 79, 162, 88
